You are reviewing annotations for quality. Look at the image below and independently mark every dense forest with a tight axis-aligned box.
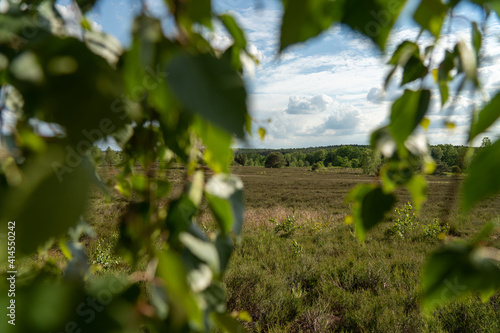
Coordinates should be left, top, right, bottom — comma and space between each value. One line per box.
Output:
232, 137, 493, 175
95, 137, 492, 176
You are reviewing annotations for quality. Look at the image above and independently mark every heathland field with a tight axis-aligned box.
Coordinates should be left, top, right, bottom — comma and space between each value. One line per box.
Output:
85, 165, 500, 332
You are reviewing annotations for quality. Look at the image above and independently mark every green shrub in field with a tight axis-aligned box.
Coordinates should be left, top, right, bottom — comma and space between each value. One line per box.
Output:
386, 202, 419, 238
421, 218, 450, 240
290, 239, 303, 257
311, 161, 324, 171
269, 214, 301, 237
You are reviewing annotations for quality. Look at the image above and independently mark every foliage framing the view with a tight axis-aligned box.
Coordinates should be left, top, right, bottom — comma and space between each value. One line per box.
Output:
0, 0, 499, 332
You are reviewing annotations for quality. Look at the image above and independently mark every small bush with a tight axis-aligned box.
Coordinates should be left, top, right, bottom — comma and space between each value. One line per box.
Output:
386, 202, 419, 238
269, 214, 301, 237
422, 218, 450, 239
291, 240, 303, 257
311, 161, 324, 171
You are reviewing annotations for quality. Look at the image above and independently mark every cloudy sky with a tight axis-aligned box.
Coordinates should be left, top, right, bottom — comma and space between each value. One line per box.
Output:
10, 0, 500, 149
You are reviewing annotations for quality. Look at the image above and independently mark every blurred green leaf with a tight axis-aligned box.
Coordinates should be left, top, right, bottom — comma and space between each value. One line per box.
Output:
166, 0, 212, 29
346, 184, 396, 241
341, 0, 406, 50
76, 0, 98, 12
462, 138, 500, 211
167, 53, 248, 138
193, 118, 233, 173
469, 92, 500, 141
180, 232, 220, 273
388, 41, 419, 65
6, 36, 126, 144
280, 0, 344, 52
422, 241, 500, 311
213, 312, 248, 333
215, 233, 233, 273
414, 0, 448, 38
406, 174, 427, 212
390, 89, 431, 147
402, 54, 428, 85
157, 250, 203, 330
205, 174, 244, 236
438, 50, 454, 106
0, 145, 94, 254
472, 22, 482, 57
258, 127, 266, 141
165, 195, 198, 243
219, 14, 246, 49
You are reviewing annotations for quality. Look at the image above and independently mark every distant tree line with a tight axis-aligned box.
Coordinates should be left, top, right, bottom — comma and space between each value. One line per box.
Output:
234, 138, 493, 175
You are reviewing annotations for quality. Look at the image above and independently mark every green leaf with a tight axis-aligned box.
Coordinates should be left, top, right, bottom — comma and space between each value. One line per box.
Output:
76, 0, 98, 12
455, 40, 477, 82
390, 89, 431, 146
180, 232, 220, 273
469, 92, 500, 141
165, 195, 198, 242
205, 174, 244, 236
167, 53, 248, 138
402, 55, 428, 85
438, 50, 454, 106
258, 127, 266, 141
215, 233, 233, 273
414, 0, 448, 38
279, 0, 344, 52
462, 138, 500, 211
388, 41, 419, 65
6, 35, 126, 144
341, 0, 407, 50
346, 184, 396, 241
156, 250, 203, 330
213, 312, 248, 333
219, 14, 246, 49
193, 117, 233, 173
472, 22, 482, 57
422, 242, 500, 311
165, 0, 212, 29
0, 145, 94, 254
406, 174, 427, 212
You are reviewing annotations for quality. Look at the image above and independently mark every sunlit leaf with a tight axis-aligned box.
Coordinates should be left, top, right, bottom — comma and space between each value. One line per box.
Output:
390, 89, 431, 147
205, 174, 244, 236
258, 127, 266, 141
193, 117, 233, 174
406, 174, 427, 212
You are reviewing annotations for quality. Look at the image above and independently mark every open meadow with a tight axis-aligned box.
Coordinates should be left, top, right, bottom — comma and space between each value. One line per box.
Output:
83, 165, 500, 332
